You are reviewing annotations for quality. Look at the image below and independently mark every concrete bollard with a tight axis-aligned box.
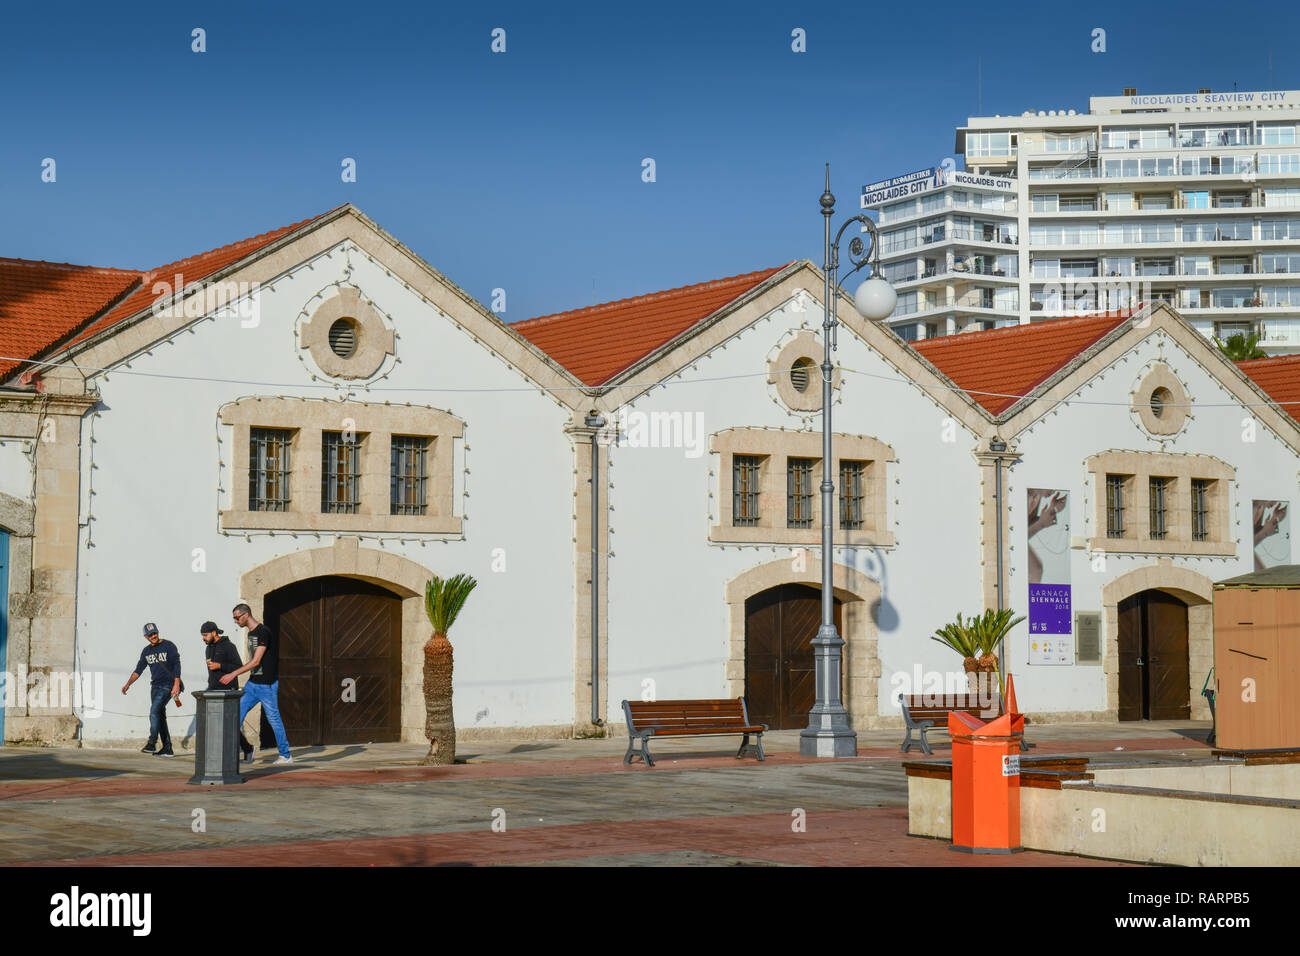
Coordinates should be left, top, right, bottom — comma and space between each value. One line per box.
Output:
187, 688, 246, 785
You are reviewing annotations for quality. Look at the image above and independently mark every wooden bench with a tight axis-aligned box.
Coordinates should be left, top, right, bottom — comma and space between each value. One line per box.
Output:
899, 693, 1031, 755
622, 698, 767, 767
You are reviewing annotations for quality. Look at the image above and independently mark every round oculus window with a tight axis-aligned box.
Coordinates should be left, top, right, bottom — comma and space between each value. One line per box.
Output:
1150, 386, 1172, 419
790, 357, 816, 393
328, 318, 358, 359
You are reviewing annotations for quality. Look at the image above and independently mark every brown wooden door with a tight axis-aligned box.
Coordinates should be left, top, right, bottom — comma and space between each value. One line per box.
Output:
1146, 590, 1191, 720
262, 576, 403, 746
1117, 590, 1189, 720
744, 584, 843, 730
1117, 595, 1144, 721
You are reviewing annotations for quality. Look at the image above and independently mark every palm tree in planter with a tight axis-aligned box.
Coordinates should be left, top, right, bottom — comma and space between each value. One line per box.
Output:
930, 613, 980, 694
931, 609, 1025, 711
422, 573, 477, 766
965, 608, 1026, 703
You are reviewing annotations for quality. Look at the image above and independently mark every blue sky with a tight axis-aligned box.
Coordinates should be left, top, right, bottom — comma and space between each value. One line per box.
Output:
2, 0, 1297, 321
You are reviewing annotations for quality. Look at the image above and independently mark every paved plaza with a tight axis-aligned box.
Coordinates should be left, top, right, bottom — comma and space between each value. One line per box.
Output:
0, 722, 1212, 866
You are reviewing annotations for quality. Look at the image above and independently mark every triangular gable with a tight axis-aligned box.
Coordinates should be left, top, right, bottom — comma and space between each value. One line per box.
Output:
568, 259, 994, 434
31, 205, 590, 408
512, 265, 790, 385
979, 302, 1300, 452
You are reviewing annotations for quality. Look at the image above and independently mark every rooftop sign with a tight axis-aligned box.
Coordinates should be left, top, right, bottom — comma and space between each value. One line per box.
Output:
1089, 90, 1300, 112
861, 167, 1015, 207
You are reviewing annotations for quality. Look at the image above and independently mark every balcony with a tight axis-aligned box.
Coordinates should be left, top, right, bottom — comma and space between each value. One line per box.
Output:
877, 195, 1019, 225
951, 226, 1018, 245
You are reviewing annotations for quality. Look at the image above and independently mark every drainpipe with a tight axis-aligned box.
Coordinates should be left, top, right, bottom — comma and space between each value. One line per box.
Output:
585, 411, 606, 727
989, 438, 1008, 681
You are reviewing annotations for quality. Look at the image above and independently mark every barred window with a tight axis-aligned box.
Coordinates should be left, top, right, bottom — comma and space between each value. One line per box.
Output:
733, 455, 762, 527
787, 457, 816, 529
322, 431, 362, 514
1191, 479, 1211, 541
1149, 477, 1170, 539
1106, 474, 1128, 538
249, 428, 292, 512
390, 436, 429, 515
840, 460, 867, 530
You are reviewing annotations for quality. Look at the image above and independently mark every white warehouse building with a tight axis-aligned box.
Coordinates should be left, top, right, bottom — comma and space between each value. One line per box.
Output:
1, 204, 1297, 749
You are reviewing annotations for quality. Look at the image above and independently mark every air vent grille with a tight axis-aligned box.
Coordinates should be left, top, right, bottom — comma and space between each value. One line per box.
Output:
329, 318, 357, 358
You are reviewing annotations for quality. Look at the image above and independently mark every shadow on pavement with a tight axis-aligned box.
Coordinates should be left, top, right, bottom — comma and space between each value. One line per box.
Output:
0, 749, 139, 799
273, 745, 368, 764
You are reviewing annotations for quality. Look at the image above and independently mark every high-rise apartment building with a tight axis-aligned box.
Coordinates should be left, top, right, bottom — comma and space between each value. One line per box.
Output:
863, 88, 1300, 353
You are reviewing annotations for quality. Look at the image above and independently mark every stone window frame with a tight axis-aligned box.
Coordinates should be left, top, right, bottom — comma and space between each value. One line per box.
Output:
220, 397, 463, 534
1086, 451, 1234, 556
711, 429, 896, 547
299, 286, 395, 380
769, 331, 840, 413
1132, 363, 1190, 437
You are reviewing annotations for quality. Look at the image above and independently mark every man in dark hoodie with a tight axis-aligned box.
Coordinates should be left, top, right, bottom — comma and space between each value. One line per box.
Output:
121, 622, 182, 757
201, 621, 254, 762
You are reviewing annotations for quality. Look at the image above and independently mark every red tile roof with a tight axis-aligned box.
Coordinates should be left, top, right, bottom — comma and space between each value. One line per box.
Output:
0, 208, 341, 383
62, 209, 339, 352
913, 310, 1139, 415
0, 260, 140, 380
1237, 355, 1300, 423
513, 265, 791, 385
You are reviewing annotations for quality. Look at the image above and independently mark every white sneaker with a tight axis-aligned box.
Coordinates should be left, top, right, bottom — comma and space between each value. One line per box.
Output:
274, 754, 293, 764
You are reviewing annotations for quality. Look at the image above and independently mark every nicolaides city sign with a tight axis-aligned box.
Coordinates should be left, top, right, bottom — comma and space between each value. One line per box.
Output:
860, 167, 943, 205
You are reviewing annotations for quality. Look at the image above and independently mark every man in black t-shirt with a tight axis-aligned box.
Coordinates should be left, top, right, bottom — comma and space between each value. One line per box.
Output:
201, 621, 255, 762
220, 603, 292, 763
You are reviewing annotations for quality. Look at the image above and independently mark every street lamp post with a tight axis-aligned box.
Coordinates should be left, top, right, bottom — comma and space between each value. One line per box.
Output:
800, 164, 896, 758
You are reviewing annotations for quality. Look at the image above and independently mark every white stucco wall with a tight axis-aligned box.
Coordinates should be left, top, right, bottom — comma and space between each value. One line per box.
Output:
604, 292, 986, 723
1003, 328, 1300, 714
73, 242, 577, 743
0, 439, 33, 509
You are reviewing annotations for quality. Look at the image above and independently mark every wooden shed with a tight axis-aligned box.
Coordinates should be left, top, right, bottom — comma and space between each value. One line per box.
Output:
1213, 566, 1300, 751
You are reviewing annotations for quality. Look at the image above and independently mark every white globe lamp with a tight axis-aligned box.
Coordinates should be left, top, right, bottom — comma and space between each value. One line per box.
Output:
853, 276, 896, 320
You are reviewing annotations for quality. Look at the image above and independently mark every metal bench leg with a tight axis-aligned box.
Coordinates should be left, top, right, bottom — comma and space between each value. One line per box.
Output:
901, 725, 915, 753
919, 725, 934, 756
626, 734, 654, 766
736, 734, 750, 759
755, 734, 765, 762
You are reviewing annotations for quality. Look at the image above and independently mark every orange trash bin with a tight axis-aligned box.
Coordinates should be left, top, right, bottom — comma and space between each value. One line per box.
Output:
948, 674, 1025, 854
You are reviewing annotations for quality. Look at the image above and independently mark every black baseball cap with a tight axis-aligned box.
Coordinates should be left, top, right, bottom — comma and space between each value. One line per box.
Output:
200, 621, 224, 635
143, 623, 159, 637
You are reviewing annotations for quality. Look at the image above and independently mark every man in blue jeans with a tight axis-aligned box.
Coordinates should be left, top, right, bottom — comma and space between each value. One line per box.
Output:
121, 623, 182, 757
220, 603, 291, 764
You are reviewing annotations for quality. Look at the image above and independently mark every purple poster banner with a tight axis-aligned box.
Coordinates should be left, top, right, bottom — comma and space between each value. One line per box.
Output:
1028, 583, 1072, 634
1027, 488, 1072, 656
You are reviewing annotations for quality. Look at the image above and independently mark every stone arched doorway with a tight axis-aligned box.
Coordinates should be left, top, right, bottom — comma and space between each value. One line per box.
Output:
262, 575, 404, 745
1117, 590, 1190, 720
239, 538, 433, 743
725, 559, 880, 732
744, 584, 843, 729
1102, 563, 1213, 721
